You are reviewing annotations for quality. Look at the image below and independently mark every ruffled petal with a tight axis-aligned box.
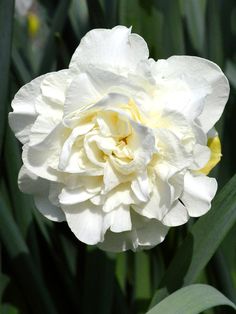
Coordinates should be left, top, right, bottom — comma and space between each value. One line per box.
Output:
99, 211, 169, 252
18, 166, 65, 222
103, 205, 132, 233
9, 74, 47, 144
162, 200, 189, 226
69, 26, 149, 74
62, 201, 104, 245
164, 56, 229, 131
181, 172, 217, 217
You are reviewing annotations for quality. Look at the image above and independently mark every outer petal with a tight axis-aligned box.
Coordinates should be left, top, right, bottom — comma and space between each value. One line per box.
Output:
103, 205, 132, 233
99, 212, 169, 252
162, 200, 189, 226
9, 74, 47, 144
18, 166, 65, 222
181, 172, 217, 217
62, 201, 104, 245
166, 56, 230, 132
69, 26, 149, 74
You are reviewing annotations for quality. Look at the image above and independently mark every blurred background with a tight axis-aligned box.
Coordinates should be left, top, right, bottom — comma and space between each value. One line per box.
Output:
0, 0, 236, 313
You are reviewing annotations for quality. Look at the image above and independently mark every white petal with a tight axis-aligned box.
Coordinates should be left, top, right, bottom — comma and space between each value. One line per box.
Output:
40, 69, 71, 106
133, 178, 170, 220
98, 230, 132, 252
29, 116, 62, 148
131, 171, 150, 202
99, 212, 169, 252
181, 172, 217, 217
155, 128, 192, 171
69, 26, 149, 74
9, 74, 47, 144
166, 56, 230, 131
103, 161, 130, 193
131, 215, 169, 249
22, 144, 61, 182
103, 183, 137, 212
62, 201, 104, 245
110, 122, 156, 174
18, 166, 65, 222
59, 123, 94, 170
34, 194, 65, 222
190, 144, 211, 170
59, 186, 95, 205
103, 205, 132, 233
162, 200, 189, 227
64, 72, 100, 116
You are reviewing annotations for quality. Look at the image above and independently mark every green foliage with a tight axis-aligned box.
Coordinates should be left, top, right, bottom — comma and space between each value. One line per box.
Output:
147, 284, 236, 314
0, 0, 236, 313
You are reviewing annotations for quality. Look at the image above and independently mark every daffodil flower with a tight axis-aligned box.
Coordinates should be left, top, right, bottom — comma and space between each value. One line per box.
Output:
9, 26, 229, 251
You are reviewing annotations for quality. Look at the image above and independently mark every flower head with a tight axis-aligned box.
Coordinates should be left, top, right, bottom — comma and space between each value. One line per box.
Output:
9, 26, 229, 251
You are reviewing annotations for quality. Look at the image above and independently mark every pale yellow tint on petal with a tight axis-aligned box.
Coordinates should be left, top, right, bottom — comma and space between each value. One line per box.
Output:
200, 136, 222, 175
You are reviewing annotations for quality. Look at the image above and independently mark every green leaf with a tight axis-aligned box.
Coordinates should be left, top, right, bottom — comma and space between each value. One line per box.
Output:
0, 0, 14, 155
160, 0, 185, 56
209, 250, 236, 304
206, 0, 224, 67
0, 304, 20, 314
86, 0, 105, 28
12, 47, 32, 85
183, 0, 206, 55
146, 284, 236, 314
81, 249, 115, 314
0, 274, 10, 302
0, 196, 57, 314
150, 173, 236, 306
115, 253, 127, 293
4, 126, 33, 238
226, 60, 236, 89
38, 0, 72, 75
69, 0, 89, 40
134, 251, 152, 312
119, 0, 165, 59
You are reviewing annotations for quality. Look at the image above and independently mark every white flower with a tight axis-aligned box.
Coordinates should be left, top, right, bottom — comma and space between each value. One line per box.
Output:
9, 26, 229, 252
15, 0, 32, 16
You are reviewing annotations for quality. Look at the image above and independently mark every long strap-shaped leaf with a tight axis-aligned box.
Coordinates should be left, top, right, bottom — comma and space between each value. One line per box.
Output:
0, 197, 57, 314
147, 284, 236, 314
0, 0, 14, 156
38, 0, 72, 75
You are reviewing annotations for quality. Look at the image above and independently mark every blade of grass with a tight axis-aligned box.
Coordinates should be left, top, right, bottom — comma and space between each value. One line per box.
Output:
147, 284, 236, 314
0, 0, 14, 156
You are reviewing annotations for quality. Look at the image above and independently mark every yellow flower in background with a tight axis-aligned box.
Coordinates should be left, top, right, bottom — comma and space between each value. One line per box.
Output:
27, 12, 40, 37
9, 26, 229, 251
